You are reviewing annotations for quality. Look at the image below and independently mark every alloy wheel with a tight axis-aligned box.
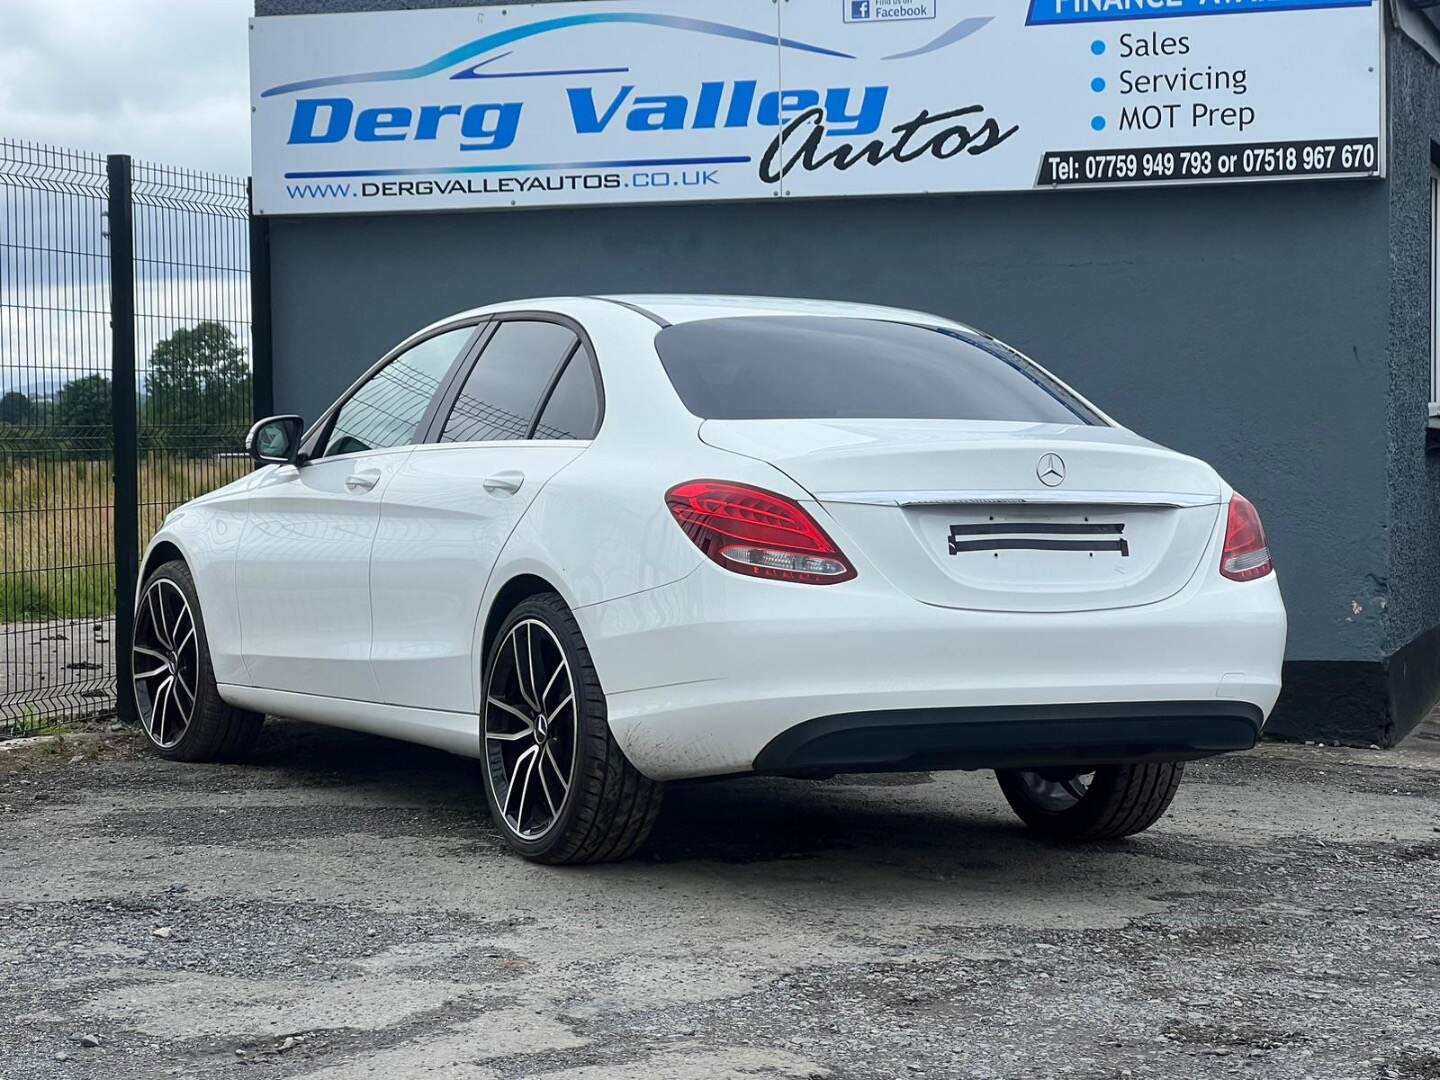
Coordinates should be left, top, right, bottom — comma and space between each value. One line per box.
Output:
484, 618, 578, 841
132, 579, 200, 749
1015, 769, 1095, 812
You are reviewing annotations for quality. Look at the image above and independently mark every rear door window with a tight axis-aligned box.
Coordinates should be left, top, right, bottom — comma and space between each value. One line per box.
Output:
440, 320, 578, 443
653, 316, 1099, 425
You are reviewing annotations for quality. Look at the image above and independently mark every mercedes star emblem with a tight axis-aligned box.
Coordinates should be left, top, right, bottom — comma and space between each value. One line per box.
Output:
1037, 453, 1067, 487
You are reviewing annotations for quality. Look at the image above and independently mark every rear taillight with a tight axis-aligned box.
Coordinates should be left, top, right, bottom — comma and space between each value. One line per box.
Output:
1220, 493, 1273, 582
666, 480, 856, 585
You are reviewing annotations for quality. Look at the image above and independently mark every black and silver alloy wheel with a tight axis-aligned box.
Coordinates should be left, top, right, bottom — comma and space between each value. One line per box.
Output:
479, 592, 662, 864
1012, 768, 1095, 813
131, 561, 263, 762
484, 618, 578, 842
133, 578, 200, 749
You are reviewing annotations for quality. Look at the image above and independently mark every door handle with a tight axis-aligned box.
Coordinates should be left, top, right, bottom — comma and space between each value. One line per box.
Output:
483, 470, 525, 497
344, 469, 382, 493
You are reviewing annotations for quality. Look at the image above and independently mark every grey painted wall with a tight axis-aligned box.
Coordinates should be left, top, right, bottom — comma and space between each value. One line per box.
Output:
254, 0, 1414, 673
1385, 31, 1440, 660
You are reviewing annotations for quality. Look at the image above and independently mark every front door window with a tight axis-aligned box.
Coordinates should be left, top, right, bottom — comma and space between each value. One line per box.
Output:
324, 327, 475, 457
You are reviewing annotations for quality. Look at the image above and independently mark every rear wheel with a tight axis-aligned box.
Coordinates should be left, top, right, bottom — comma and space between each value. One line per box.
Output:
996, 762, 1184, 841
480, 593, 662, 864
132, 561, 263, 761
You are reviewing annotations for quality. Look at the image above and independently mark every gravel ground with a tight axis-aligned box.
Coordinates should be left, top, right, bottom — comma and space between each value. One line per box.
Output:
1, 717, 1438, 1080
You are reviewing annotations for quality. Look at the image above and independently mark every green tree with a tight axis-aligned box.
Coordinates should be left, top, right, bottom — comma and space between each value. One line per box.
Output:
0, 390, 32, 424
54, 374, 112, 455
144, 320, 251, 456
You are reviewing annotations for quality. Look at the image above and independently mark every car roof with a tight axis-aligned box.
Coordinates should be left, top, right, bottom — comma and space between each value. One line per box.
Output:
598, 294, 974, 330
418, 295, 973, 338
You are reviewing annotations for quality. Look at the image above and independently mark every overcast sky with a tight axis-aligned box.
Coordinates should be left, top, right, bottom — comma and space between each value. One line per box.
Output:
0, 0, 253, 176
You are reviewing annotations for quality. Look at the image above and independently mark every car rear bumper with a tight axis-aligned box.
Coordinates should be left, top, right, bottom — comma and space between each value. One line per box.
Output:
577, 562, 1287, 782
751, 700, 1264, 778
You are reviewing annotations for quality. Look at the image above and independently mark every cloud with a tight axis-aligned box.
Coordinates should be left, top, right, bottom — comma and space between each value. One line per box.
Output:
0, 0, 252, 176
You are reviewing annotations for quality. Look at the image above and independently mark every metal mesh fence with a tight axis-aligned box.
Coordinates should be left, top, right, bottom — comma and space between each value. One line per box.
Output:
0, 143, 115, 733
131, 161, 253, 563
0, 142, 253, 736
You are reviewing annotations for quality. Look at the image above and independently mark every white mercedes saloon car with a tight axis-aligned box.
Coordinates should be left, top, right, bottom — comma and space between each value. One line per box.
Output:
133, 295, 1286, 863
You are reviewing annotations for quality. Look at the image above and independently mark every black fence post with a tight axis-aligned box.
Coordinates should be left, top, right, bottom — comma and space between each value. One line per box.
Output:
107, 154, 138, 726
248, 182, 274, 422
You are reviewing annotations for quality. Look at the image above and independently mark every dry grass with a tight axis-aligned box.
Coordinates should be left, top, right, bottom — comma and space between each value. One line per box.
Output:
1, 456, 250, 621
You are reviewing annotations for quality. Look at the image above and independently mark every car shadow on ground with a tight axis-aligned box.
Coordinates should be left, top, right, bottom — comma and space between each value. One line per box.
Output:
233, 718, 1104, 872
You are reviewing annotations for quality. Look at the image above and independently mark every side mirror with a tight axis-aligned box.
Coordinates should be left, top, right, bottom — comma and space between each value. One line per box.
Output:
246, 415, 305, 466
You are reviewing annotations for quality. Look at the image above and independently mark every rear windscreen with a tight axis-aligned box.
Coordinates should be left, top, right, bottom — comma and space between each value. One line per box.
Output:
654, 316, 1100, 425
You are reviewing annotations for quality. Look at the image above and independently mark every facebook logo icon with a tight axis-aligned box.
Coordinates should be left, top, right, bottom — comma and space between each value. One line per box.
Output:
843, 0, 934, 21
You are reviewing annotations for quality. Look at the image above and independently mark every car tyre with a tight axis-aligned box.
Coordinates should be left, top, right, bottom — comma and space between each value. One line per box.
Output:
480, 592, 662, 864
132, 560, 263, 762
995, 762, 1184, 841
